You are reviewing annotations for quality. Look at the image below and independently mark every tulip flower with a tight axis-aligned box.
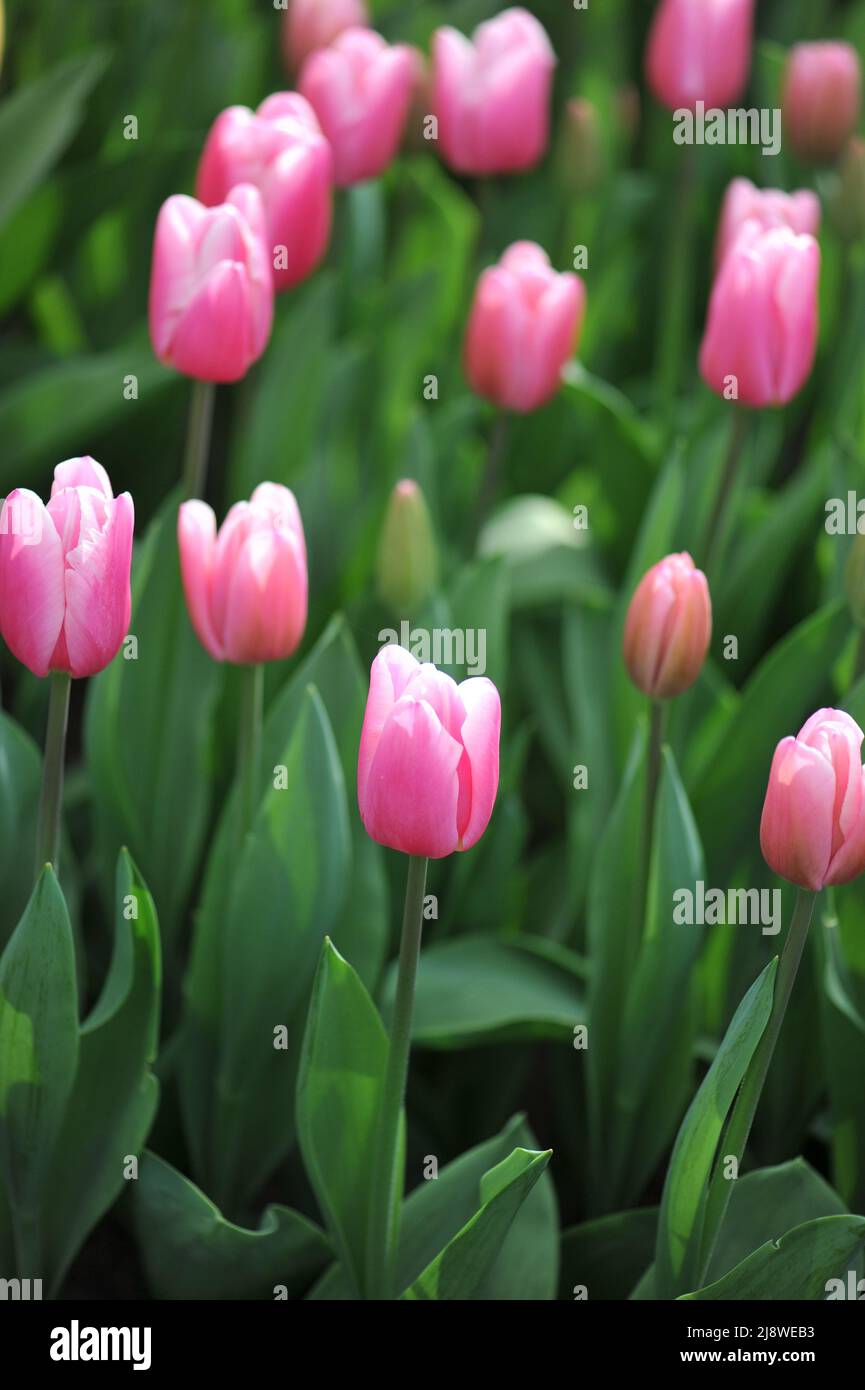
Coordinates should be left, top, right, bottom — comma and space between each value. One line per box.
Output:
715, 177, 821, 268
283, 0, 368, 73
464, 242, 585, 413
783, 42, 861, 165
761, 710, 865, 892
699, 224, 820, 409
646, 0, 755, 111
431, 8, 556, 176
195, 95, 333, 292
178, 483, 307, 666
357, 645, 501, 859
0, 457, 133, 681
623, 553, 711, 701
0, 457, 134, 874
149, 185, 273, 384
299, 28, 417, 186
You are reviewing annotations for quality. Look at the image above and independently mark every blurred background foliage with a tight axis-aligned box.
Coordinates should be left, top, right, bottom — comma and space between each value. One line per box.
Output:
1, 0, 865, 1297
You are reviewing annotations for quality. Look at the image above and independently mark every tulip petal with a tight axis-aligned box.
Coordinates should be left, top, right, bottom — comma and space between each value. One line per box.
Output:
178, 500, 223, 660
361, 695, 462, 858
61, 492, 134, 678
222, 528, 308, 664
0, 490, 65, 677
457, 676, 501, 849
357, 643, 420, 808
760, 736, 834, 891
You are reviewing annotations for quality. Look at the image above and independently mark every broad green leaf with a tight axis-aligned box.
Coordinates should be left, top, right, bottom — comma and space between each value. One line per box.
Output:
182, 687, 349, 1213
133, 1151, 330, 1301
561, 1208, 658, 1301
681, 1216, 865, 1300
296, 938, 389, 1296
85, 492, 221, 943
382, 935, 585, 1048
0, 51, 109, 227
42, 851, 160, 1293
0, 712, 41, 951
817, 905, 865, 1210
655, 958, 777, 1299
400, 1148, 552, 1300
0, 868, 78, 1270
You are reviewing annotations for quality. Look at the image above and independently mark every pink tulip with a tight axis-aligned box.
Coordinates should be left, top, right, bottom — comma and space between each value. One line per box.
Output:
283, 0, 368, 73
646, 0, 754, 112
761, 709, 865, 892
464, 242, 585, 413
715, 177, 821, 268
357, 646, 501, 859
149, 185, 273, 383
699, 224, 820, 409
195, 95, 333, 292
432, 7, 556, 175
0, 458, 133, 680
623, 552, 711, 700
299, 28, 417, 186
178, 484, 307, 665
783, 42, 861, 164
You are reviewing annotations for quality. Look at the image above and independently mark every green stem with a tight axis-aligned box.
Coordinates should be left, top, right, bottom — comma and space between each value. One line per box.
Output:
34, 671, 71, 876
656, 147, 697, 445
365, 854, 429, 1300
637, 700, 666, 944
475, 411, 509, 539
699, 889, 816, 1282
237, 664, 264, 846
701, 409, 749, 577
181, 379, 215, 500
11, 1204, 41, 1280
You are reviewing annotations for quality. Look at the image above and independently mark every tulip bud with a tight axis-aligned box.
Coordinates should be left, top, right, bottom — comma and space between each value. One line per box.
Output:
149, 186, 273, 383
646, 0, 754, 112
828, 137, 865, 244
623, 552, 711, 700
558, 98, 604, 197
299, 28, 417, 186
283, 0, 368, 74
783, 42, 861, 165
377, 480, 438, 617
0, 458, 134, 679
845, 532, 865, 628
357, 645, 501, 858
432, 8, 556, 176
464, 242, 586, 413
699, 224, 820, 409
178, 483, 307, 665
714, 177, 821, 269
195, 95, 333, 293
761, 709, 865, 891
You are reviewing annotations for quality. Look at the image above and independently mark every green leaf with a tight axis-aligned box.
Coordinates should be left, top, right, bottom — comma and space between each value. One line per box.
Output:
655, 958, 777, 1299
296, 938, 389, 1297
680, 1216, 865, 1300
0, 868, 78, 1269
85, 492, 221, 942
560, 1208, 658, 1301
181, 686, 350, 1213
133, 1151, 331, 1301
42, 850, 161, 1293
817, 905, 865, 1210
0, 712, 41, 952
382, 935, 585, 1049
400, 1147, 552, 1300
0, 51, 109, 228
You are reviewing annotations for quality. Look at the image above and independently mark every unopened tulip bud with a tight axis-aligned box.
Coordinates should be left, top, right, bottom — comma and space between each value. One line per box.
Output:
646, 0, 754, 112
699, 224, 820, 409
783, 42, 861, 165
845, 532, 865, 628
623, 552, 711, 700
558, 98, 604, 196
715, 177, 820, 268
377, 480, 438, 617
432, 8, 556, 176
0, 458, 133, 679
283, 0, 368, 73
178, 483, 307, 664
464, 242, 586, 413
358, 646, 501, 858
761, 709, 865, 891
829, 137, 865, 243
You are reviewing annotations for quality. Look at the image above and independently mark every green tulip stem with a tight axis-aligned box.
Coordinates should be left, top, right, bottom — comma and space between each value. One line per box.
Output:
698, 887, 816, 1283
365, 853, 429, 1300
34, 671, 71, 877
701, 408, 749, 577
656, 146, 697, 444
237, 663, 264, 847
476, 410, 510, 537
181, 378, 216, 500
636, 699, 666, 947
